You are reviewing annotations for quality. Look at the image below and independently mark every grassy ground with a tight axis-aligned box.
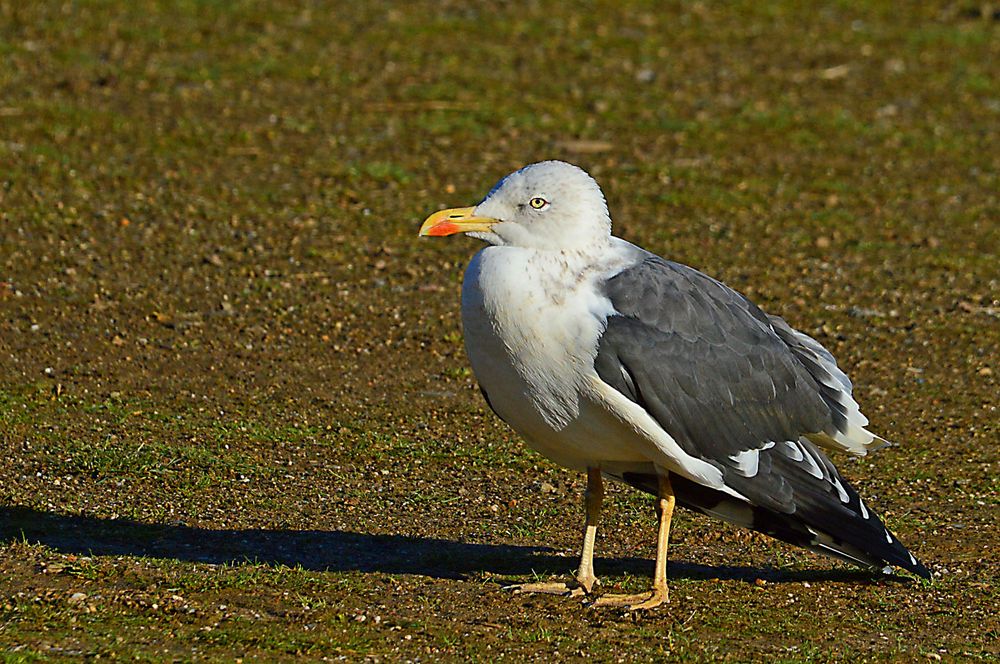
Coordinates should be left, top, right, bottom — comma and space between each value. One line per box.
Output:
1, 0, 997, 660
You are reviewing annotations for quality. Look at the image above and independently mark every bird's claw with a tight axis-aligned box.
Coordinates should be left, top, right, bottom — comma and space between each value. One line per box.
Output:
503, 581, 588, 598
589, 585, 668, 611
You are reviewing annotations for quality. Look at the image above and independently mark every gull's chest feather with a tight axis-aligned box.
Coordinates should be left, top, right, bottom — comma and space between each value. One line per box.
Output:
460, 247, 615, 431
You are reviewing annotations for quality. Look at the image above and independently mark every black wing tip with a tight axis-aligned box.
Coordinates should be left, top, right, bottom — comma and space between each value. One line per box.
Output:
881, 543, 931, 581
903, 556, 932, 581
879, 560, 931, 582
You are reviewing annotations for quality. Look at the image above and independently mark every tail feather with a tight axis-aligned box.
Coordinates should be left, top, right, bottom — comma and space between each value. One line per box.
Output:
616, 471, 930, 579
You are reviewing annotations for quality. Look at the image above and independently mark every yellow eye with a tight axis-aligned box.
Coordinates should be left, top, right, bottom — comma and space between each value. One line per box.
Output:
529, 197, 548, 209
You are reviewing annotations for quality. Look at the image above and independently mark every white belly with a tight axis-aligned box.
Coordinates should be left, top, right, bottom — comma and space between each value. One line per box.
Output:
461, 247, 654, 470
456, 244, 744, 496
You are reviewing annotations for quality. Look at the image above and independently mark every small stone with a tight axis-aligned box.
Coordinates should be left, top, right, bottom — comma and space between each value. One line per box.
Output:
820, 64, 850, 80
556, 139, 614, 154
885, 58, 906, 74
876, 104, 898, 118
68, 592, 87, 603
636, 68, 656, 83
847, 307, 885, 319
540, 482, 556, 493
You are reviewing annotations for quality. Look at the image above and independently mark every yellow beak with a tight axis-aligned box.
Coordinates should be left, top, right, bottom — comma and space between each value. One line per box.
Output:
418, 206, 498, 237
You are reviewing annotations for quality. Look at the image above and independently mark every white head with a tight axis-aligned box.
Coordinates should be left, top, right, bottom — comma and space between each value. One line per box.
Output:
419, 161, 611, 250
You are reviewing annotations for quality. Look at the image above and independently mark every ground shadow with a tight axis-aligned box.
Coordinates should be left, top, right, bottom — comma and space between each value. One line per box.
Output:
0, 506, 893, 584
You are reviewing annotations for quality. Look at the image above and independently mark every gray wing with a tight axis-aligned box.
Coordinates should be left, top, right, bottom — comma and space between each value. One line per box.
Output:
594, 254, 930, 578
595, 254, 836, 471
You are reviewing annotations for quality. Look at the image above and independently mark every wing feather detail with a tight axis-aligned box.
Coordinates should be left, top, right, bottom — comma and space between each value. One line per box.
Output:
593, 253, 929, 578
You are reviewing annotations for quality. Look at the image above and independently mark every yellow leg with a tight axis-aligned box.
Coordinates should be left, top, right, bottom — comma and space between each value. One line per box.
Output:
575, 467, 604, 593
592, 472, 674, 611
505, 467, 603, 598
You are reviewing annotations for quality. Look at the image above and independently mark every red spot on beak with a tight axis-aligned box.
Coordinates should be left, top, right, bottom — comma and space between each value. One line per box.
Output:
426, 221, 461, 236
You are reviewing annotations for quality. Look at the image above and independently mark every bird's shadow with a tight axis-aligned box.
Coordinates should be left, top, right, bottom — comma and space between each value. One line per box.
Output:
0, 506, 891, 585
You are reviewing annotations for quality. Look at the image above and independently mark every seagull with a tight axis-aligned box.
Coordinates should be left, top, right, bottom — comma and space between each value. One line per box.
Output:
418, 160, 929, 610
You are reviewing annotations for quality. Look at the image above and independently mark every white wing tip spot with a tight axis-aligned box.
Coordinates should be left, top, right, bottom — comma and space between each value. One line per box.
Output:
729, 442, 777, 477
782, 440, 804, 461
884, 528, 893, 544
797, 443, 825, 479
832, 476, 850, 503
909, 552, 917, 566
730, 448, 760, 477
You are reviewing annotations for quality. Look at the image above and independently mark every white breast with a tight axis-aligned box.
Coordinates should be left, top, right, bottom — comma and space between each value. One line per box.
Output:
460, 245, 649, 469
459, 243, 745, 494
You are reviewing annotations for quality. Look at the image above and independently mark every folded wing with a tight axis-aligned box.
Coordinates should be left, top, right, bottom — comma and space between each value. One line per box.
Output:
594, 254, 928, 578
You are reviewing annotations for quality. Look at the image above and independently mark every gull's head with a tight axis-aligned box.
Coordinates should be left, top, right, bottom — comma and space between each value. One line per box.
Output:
419, 161, 611, 250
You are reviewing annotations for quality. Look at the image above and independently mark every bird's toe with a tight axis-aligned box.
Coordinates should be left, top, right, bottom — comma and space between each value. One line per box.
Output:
576, 574, 600, 594
504, 581, 579, 597
590, 585, 668, 611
